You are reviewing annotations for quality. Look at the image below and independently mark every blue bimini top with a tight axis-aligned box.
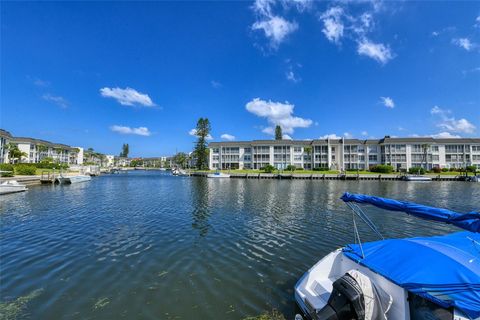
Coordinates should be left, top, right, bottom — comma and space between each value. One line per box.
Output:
340, 193, 480, 319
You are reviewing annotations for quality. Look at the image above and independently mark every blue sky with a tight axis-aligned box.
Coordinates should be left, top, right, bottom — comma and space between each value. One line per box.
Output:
1, 1, 479, 157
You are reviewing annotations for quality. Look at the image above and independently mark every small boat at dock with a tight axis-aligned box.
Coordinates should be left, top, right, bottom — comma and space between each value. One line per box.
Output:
57, 175, 92, 184
295, 192, 480, 320
207, 172, 230, 178
0, 180, 28, 195
402, 175, 432, 181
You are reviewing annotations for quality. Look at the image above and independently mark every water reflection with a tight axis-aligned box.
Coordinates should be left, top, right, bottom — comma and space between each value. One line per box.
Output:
190, 178, 212, 237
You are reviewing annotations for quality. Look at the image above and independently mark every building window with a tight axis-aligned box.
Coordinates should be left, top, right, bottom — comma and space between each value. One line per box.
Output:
244, 148, 251, 153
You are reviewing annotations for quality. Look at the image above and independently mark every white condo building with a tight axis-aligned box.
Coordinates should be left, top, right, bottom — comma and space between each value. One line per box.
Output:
0, 129, 83, 165
208, 137, 480, 171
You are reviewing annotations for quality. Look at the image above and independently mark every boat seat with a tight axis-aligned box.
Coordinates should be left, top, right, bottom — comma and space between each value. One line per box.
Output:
303, 279, 333, 312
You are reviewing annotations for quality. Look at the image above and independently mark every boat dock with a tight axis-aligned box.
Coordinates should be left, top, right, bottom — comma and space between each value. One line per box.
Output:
190, 172, 466, 181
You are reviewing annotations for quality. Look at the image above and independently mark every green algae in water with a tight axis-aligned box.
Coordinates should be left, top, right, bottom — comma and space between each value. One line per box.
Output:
93, 297, 110, 310
0, 289, 43, 320
242, 310, 286, 320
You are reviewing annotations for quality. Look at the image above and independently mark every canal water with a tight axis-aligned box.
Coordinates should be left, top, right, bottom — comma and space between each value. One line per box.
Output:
1, 171, 479, 319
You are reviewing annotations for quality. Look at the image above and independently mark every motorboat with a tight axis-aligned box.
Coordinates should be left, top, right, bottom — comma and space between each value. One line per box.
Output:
0, 180, 28, 195
207, 171, 230, 178
468, 175, 480, 182
402, 175, 432, 181
57, 175, 92, 184
295, 192, 480, 320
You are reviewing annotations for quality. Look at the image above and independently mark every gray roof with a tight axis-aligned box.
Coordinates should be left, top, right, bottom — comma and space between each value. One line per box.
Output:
10, 136, 76, 151
0, 129, 13, 139
209, 136, 480, 147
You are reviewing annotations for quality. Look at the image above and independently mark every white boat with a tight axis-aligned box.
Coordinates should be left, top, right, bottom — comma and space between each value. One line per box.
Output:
58, 175, 92, 184
403, 175, 432, 181
295, 193, 479, 320
0, 180, 28, 195
207, 172, 230, 178
469, 175, 480, 182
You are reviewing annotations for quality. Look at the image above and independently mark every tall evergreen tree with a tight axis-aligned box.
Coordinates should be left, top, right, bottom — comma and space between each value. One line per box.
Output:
120, 143, 129, 157
275, 125, 282, 140
193, 118, 211, 170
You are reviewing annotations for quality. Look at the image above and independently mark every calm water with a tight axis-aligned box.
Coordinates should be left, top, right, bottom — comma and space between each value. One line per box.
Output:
1, 171, 479, 319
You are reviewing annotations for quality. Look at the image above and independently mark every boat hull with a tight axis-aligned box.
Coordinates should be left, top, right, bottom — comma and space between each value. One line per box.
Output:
207, 173, 230, 178
58, 175, 92, 184
0, 185, 27, 195
404, 176, 432, 181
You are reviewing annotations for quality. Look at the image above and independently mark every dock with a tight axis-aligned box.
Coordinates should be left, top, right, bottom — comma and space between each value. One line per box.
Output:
190, 172, 465, 181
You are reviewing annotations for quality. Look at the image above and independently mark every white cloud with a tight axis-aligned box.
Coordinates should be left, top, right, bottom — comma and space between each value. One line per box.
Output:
431, 31, 440, 37
361, 131, 368, 136
34, 78, 50, 87
286, 70, 300, 83
100, 87, 155, 107
246, 98, 312, 135
252, 16, 298, 47
380, 96, 395, 108
430, 132, 461, 139
110, 125, 151, 136
357, 39, 393, 64
439, 118, 476, 134
211, 80, 222, 89
344, 132, 353, 139
319, 133, 342, 139
430, 106, 476, 134
320, 7, 344, 44
42, 94, 68, 108
221, 133, 235, 141
282, 134, 292, 140
189, 129, 213, 140
475, 15, 480, 28
452, 38, 474, 51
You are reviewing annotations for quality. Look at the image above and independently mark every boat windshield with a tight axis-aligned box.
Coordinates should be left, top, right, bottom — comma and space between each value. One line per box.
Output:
409, 292, 453, 320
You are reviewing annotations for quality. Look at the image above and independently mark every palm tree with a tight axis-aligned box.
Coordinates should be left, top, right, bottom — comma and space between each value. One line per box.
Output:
6, 143, 27, 163
304, 146, 312, 170
421, 144, 430, 171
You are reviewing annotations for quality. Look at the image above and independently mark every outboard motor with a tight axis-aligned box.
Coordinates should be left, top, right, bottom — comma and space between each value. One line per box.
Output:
314, 274, 365, 320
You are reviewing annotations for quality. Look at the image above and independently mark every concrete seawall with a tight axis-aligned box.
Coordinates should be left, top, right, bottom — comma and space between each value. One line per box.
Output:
190, 172, 465, 181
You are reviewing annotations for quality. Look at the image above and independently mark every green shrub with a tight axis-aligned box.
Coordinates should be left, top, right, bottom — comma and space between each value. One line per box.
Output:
370, 164, 393, 173
0, 163, 14, 177
466, 165, 477, 173
313, 167, 329, 171
409, 167, 425, 174
441, 168, 449, 172
296, 167, 304, 171
432, 167, 441, 174
285, 164, 296, 171
14, 164, 37, 175
35, 163, 69, 169
449, 167, 457, 172
262, 164, 275, 173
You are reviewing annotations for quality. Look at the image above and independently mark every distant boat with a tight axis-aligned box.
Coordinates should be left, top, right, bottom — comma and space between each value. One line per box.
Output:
207, 172, 230, 178
0, 180, 28, 195
403, 175, 432, 181
469, 175, 480, 182
58, 175, 92, 184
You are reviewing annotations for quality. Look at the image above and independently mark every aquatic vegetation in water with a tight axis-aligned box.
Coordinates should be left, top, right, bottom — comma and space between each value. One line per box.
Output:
242, 310, 286, 320
0, 289, 43, 320
93, 297, 110, 310
157, 271, 168, 277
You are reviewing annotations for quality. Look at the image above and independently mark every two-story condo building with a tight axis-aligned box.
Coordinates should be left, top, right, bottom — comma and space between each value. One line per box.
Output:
0, 129, 83, 165
208, 137, 480, 171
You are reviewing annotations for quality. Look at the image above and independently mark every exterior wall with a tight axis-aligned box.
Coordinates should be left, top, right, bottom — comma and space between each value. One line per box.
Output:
208, 138, 480, 171
105, 155, 115, 167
